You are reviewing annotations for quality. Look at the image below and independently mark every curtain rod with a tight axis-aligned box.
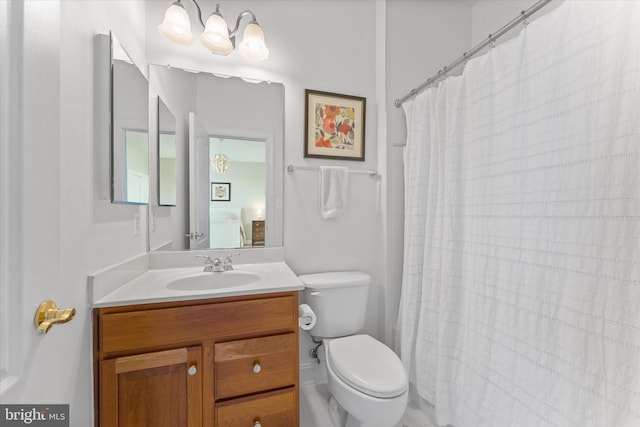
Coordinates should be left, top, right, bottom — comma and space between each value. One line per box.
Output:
394, 0, 554, 108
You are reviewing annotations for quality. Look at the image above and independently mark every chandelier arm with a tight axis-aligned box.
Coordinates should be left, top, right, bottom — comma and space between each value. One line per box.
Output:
228, 10, 258, 38
187, 0, 206, 28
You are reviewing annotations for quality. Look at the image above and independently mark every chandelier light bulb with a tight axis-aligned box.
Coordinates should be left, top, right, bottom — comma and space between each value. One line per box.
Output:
158, 1, 195, 46
200, 12, 233, 55
239, 22, 269, 60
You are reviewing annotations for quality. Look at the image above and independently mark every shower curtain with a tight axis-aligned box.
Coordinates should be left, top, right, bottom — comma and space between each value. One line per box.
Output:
398, 1, 640, 426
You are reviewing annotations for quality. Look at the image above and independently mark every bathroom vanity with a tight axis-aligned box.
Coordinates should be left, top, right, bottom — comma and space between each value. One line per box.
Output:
90, 249, 303, 427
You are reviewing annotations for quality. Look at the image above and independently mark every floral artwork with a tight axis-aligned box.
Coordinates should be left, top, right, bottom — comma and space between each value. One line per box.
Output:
305, 90, 366, 161
314, 104, 356, 150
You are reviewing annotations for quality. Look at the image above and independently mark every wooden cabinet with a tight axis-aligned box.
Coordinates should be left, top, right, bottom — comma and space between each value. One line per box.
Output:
216, 388, 296, 426
252, 220, 265, 246
93, 292, 299, 427
100, 347, 202, 427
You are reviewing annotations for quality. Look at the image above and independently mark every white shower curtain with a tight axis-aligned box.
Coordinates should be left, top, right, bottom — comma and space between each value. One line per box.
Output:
398, 1, 640, 426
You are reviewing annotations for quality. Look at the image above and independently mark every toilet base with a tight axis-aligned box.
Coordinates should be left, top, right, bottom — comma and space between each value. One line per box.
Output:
325, 339, 408, 427
328, 396, 347, 427
344, 413, 387, 427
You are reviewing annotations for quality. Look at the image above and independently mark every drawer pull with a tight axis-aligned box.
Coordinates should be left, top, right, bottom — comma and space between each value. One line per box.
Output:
188, 365, 197, 376
254, 421, 262, 427
253, 363, 261, 374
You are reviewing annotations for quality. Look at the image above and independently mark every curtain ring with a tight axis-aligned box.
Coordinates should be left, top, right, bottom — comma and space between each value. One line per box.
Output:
521, 11, 529, 28
488, 34, 496, 49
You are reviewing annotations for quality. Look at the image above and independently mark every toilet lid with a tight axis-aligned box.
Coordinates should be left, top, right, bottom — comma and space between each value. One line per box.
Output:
327, 334, 408, 398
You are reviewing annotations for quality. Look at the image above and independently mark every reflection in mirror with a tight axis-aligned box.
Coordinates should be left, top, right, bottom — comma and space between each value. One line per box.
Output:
111, 32, 149, 204
208, 137, 265, 249
148, 64, 284, 251
158, 98, 176, 206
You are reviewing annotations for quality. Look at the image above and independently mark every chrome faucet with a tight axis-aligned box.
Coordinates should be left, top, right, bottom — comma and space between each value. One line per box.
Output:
196, 253, 240, 272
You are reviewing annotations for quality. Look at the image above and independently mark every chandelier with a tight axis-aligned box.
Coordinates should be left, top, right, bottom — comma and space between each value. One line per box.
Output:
158, 1, 269, 60
212, 139, 230, 173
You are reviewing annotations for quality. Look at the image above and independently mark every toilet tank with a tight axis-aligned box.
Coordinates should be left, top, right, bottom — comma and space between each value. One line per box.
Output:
299, 271, 371, 338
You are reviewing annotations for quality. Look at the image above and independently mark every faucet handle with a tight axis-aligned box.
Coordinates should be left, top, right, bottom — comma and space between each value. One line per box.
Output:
224, 252, 240, 263
195, 254, 213, 264
222, 253, 240, 270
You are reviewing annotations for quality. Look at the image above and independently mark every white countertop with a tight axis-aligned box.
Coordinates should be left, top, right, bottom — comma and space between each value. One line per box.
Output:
92, 260, 304, 308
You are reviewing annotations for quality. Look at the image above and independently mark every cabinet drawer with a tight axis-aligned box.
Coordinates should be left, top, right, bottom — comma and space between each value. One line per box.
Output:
98, 295, 296, 356
216, 388, 296, 427
215, 334, 295, 399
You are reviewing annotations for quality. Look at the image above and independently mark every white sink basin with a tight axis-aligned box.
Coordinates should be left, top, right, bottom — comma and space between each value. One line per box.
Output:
166, 271, 261, 291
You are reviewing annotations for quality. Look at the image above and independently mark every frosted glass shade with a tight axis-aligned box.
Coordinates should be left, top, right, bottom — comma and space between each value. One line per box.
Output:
158, 2, 195, 46
213, 153, 230, 173
200, 13, 233, 55
239, 23, 269, 60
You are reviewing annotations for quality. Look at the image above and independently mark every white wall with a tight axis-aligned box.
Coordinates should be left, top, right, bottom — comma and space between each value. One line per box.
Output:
385, 0, 473, 344
471, 0, 563, 46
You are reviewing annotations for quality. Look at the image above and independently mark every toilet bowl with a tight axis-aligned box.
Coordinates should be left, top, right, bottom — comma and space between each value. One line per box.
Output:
325, 335, 408, 427
299, 272, 408, 427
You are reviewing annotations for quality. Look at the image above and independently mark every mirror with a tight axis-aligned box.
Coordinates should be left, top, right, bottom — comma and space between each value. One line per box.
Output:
158, 97, 176, 206
110, 32, 149, 204
148, 65, 284, 251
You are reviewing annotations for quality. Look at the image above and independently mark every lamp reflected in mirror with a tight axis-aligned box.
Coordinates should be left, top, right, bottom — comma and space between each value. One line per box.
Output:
212, 138, 230, 174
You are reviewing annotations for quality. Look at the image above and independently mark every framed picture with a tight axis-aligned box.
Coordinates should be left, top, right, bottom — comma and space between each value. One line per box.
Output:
211, 182, 231, 201
305, 89, 366, 161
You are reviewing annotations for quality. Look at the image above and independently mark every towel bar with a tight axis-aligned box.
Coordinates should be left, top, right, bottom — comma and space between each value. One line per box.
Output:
287, 164, 379, 178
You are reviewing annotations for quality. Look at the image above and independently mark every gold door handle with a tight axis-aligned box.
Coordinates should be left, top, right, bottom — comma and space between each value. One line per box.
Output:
34, 300, 76, 335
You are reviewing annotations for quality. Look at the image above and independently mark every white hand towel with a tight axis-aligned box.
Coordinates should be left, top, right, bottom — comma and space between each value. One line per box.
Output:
319, 166, 349, 218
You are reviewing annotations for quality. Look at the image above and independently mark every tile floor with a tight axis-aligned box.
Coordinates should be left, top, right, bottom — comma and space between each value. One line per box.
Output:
300, 384, 437, 427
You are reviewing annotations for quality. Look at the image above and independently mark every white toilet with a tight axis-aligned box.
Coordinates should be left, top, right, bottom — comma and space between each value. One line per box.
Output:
299, 271, 408, 427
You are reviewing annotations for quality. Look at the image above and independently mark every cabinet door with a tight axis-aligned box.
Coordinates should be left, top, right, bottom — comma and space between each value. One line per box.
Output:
100, 347, 202, 427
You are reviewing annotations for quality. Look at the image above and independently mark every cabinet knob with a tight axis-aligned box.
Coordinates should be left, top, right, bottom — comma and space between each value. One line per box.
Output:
254, 421, 262, 427
188, 365, 197, 376
253, 363, 261, 374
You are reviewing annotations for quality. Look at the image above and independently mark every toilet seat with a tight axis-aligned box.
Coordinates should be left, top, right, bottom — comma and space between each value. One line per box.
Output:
326, 334, 408, 399
299, 271, 371, 288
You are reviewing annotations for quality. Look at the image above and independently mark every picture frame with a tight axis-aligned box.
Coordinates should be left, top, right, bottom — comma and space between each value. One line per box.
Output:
304, 89, 366, 161
211, 182, 231, 202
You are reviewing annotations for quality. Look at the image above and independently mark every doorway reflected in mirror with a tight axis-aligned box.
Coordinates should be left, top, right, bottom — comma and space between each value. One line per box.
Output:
208, 137, 265, 249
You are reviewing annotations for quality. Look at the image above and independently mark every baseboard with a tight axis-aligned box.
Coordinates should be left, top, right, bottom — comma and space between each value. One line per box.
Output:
300, 361, 327, 388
